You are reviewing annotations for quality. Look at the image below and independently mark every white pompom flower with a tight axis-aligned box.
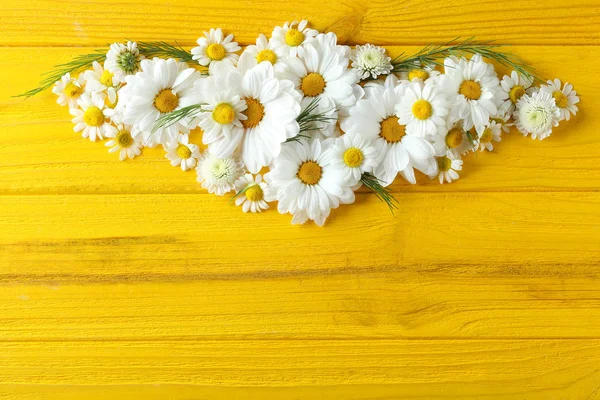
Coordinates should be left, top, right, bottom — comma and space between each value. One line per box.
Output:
234, 174, 269, 213
350, 44, 393, 80
539, 78, 579, 122
196, 152, 245, 196
514, 91, 561, 140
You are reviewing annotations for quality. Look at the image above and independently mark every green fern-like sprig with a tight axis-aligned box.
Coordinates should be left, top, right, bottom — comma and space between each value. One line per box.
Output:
152, 104, 206, 133
286, 98, 338, 143
137, 40, 196, 63
360, 172, 399, 214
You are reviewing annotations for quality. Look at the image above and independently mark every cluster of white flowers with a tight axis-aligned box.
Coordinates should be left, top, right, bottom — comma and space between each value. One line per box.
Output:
52, 21, 579, 226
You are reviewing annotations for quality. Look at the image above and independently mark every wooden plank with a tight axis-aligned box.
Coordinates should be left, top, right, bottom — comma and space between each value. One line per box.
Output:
1, 0, 599, 46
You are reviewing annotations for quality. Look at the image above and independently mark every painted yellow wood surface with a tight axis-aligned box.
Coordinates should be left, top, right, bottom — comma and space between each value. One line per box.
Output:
1, 0, 600, 398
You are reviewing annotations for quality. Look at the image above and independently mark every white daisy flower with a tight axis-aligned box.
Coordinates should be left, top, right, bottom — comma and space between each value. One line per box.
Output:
53, 73, 85, 108
340, 75, 436, 186
191, 28, 241, 74
237, 34, 289, 76
350, 44, 393, 80
83, 61, 121, 92
399, 63, 441, 83
514, 91, 561, 140
269, 20, 318, 58
164, 135, 201, 171
539, 78, 579, 121
429, 152, 463, 184
104, 41, 143, 81
430, 120, 473, 157
439, 54, 500, 131
196, 152, 245, 196
122, 58, 201, 147
330, 132, 379, 186
105, 124, 143, 161
490, 111, 513, 133
264, 138, 353, 227
475, 120, 502, 151
498, 70, 534, 115
70, 92, 117, 141
396, 80, 449, 137
234, 174, 269, 213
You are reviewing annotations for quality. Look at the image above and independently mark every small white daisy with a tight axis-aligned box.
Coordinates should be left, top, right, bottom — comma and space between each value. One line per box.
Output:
429, 152, 463, 184
105, 124, 143, 161
475, 120, 502, 151
498, 70, 534, 115
269, 20, 318, 58
237, 33, 289, 75
430, 119, 473, 157
191, 28, 241, 74
70, 92, 117, 141
396, 80, 449, 137
104, 41, 143, 81
330, 132, 379, 186
399, 63, 441, 83
514, 91, 561, 140
53, 73, 85, 108
489, 111, 513, 134
350, 44, 393, 80
84, 61, 121, 92
164, 135, 201, 171
539, 78, 579, 121
196, 152, 245, 196
234, 174, 269, 213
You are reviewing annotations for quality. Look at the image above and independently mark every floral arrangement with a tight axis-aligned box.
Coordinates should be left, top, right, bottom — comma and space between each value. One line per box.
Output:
20, 21, 580, 226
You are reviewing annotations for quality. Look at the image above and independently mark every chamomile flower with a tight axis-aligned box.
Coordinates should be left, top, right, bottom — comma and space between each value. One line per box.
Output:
539, 78, 579, 121
514, 91, 561, 140
234, 174, 269, 213
439, 54, 500, 131
399, 63, 441, 83
430, 120, 473, 157
475, 120, 502, 151
84, 61, 121, 92
105, 124, 143, 161
430, 152, 463, 184
350, 44, 393, 80
498, 70, 534, 115
104, 41, 143, 81
264, 138, 353, 226
164, 135, 201, 171
396, 80, 448, 137
53, 73, 85, 108
341, 75, 436, 186
237, 34, 289, 75
196, 152, 245, 196
490, 111, 513, 133
330, 132, 379, 186
122, 58, 201, 146
70, 92, 117, 141
191, 28, 241, 74
269, 20, 318, 58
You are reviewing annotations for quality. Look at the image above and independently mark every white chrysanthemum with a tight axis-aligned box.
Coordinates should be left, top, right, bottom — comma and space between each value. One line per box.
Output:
330, 132, 379, 186
53, 73, 85, 108
237, 34, 289, 75
122, 58, 201, 147
396, 81, 449, 137
196, 152, 245, 196
84, 61, 121, 92
234, 173, 269, 213
105, 124, 143, 161
269, 20, 318, 58
350, 44, 393, 80
164, 135, 201, 171
340, 75, 436, 186
191, 28, 240, 74
429, 152, 463, 184
475, 120, 502, 151
430, 119, 473, 157
70, 92, 117, 141
439, 54, 500, 131
104, 41, 143, 81
514, 91, 561, 140
539, 78, 579, 121
264, 138, 354, 226
498, 71, 534, 115
399, 63, 441, 83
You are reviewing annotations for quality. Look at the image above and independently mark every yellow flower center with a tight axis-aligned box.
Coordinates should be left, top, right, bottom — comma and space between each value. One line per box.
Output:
437, 156, 452, 172
106, 93, 118, 109
445, 128, 463, 148
379, 116, 406, 143
285, 28, 305, 47
154, 89, 179, 114
212, 103, 236, 125
83, 106, 104, 127
256, 49, 277, 64
509, 85, 526, 104
408, 69, 429, 81
412, 99, 433, 120
479, 128, 493, 143
64, 82, 83, 98
206, 43, 226, 61
300, 73, 326, 97
297, 160, 322, 185
490, 117, 504, 124
343, 147, 364, 168
100, 70, 114, 87
176, 144, 192, 159
116, 129, 133, 147
245, 185, 264, 202
553, 90, 568, 108
242, 98, 265, 128
459, 80, 482, 100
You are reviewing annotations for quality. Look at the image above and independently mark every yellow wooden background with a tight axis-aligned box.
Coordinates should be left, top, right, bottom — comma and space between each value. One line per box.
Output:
2, 0, 600, 398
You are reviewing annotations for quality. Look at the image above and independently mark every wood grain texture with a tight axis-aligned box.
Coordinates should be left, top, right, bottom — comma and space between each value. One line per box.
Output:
2, 0, 600, 398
